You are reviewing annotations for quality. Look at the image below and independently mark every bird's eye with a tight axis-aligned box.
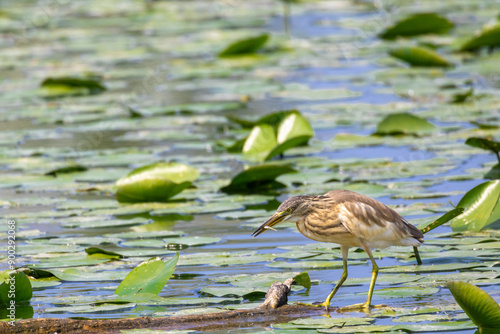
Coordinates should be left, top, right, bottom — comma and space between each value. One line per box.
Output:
287, 208, 293, 213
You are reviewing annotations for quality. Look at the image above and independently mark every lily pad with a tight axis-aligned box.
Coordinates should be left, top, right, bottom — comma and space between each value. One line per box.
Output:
163, 236, 221, 247
0, 270, 32, 305
116, 162, 199, 203
27, 253, 120, 269
460, 24, 500, 52
221, 164, 296, 193
45, 165, 87, 177
450, 180, 500, 232
240, 110, 314, 161
115, 253, 179, 296
293, 271, 311, 290
39, 76, 106, 97
219, 34, 269, 57
375, 113, 437, 136
465, 137, 500, 160
389, 46, 452, 68
447, 281, 500, 329
379, 13, 454, 40
242, 124, 277, 161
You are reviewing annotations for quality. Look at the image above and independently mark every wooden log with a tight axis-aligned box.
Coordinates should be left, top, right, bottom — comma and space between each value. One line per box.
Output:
2, 278, 326, 334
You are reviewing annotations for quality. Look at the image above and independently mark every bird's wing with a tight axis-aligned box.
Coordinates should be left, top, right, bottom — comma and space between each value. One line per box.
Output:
323, 190, 424, 247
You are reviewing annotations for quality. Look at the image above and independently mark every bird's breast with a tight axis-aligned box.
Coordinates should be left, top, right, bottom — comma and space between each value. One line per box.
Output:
296, 215, 360, 247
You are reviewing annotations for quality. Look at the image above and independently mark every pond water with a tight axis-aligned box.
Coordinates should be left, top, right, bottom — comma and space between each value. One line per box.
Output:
1, 0, 500, 333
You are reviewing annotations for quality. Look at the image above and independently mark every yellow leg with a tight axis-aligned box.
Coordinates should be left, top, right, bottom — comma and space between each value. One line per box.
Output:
297, 245, 349, 310
340, 245, 382, 312
365, 248, 379, 307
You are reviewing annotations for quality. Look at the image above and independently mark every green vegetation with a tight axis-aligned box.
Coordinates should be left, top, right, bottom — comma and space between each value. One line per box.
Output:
2, 0, 500, 331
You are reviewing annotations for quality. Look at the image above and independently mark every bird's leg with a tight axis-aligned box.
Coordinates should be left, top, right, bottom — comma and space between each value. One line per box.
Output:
339, 246, 385, 312
297, 245, 349, 310
365, 248, 379, 308
321, 245, 349, 309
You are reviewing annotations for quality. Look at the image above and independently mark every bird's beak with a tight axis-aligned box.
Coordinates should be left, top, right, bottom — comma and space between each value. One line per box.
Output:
251, 211, 289, 238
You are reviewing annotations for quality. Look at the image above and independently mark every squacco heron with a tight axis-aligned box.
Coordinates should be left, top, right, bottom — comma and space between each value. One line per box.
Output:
252, 189, 424, 310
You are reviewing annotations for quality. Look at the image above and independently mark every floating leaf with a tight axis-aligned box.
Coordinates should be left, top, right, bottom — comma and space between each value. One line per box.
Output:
391, 321, 476, 333
27, 254, 119, 269
45, 303, 137, 314
485, 164, 500, 180
44, 268, 129, 282
389, 46, 452, 67
450, 180, 500, 232
447, 281, 500, 329
375, 113, 437, 136
267, 112, 314, 159
292, 271, 311, 290
221, 164, 296, 193
219, 34, 269, 57
379, 13, 454, 40
45, 165, 87, 177
239, 110, 314, 161
242, 124, 277, 161
460, 24, 500, 52
85, 247, 124, 258
451, 88, 474, 103
163, 236, 221, 247
115, 253, 179, 296
39, 76, 106, 97
0, 270, 32, 305
116, 162, 199, 203
465, 137, 500, 161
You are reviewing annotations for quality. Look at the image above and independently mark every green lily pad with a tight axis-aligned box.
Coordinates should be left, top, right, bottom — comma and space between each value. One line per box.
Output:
219, 34, 269, 57
267, 111, 314, 160
120, 239, 167, 248
85, 247, 124, 258
383, 262, 485, 273
39, 76, 106, 97
45, 303, 137, 314
465, 137, 500, 157
450, 180, 500, 232
45, 268, 129, 282
240, 110, 314, 161
242, 124, 277, 161
178, 251, 275, 266
200, 286, 266, 298
28, 276, 61, 289
461, 24, 500, 52
0, 270, 32, 305
447, 281, 500, 329
163, 236, 221, 247
116, 162, 199, 203
275, 317, 373, 330
293, 271, 311, 290
45, 165, 87, 177
391, 321, 475, 332
389, 46, 452, 68
221, 164, 296, 193
110, 230, 185, 239
379, 13, 454, 40
375, 113, 437, 136
28, 254, 119, 269
366, 286, 438, 298
115, 253, 178, 296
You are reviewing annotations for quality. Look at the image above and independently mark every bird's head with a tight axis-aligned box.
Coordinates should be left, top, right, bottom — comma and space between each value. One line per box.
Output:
251, 196, 312, 237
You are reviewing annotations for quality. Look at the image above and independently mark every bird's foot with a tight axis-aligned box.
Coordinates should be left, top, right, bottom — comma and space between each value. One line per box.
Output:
338, 302, 388, 312
296, 301, 330, 310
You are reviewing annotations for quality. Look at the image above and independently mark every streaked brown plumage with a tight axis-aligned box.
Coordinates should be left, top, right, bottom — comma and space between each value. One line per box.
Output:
252, 189, 424, 310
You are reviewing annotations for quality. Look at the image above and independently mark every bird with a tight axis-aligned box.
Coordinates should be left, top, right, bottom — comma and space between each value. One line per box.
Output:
252, 189, 424, 311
